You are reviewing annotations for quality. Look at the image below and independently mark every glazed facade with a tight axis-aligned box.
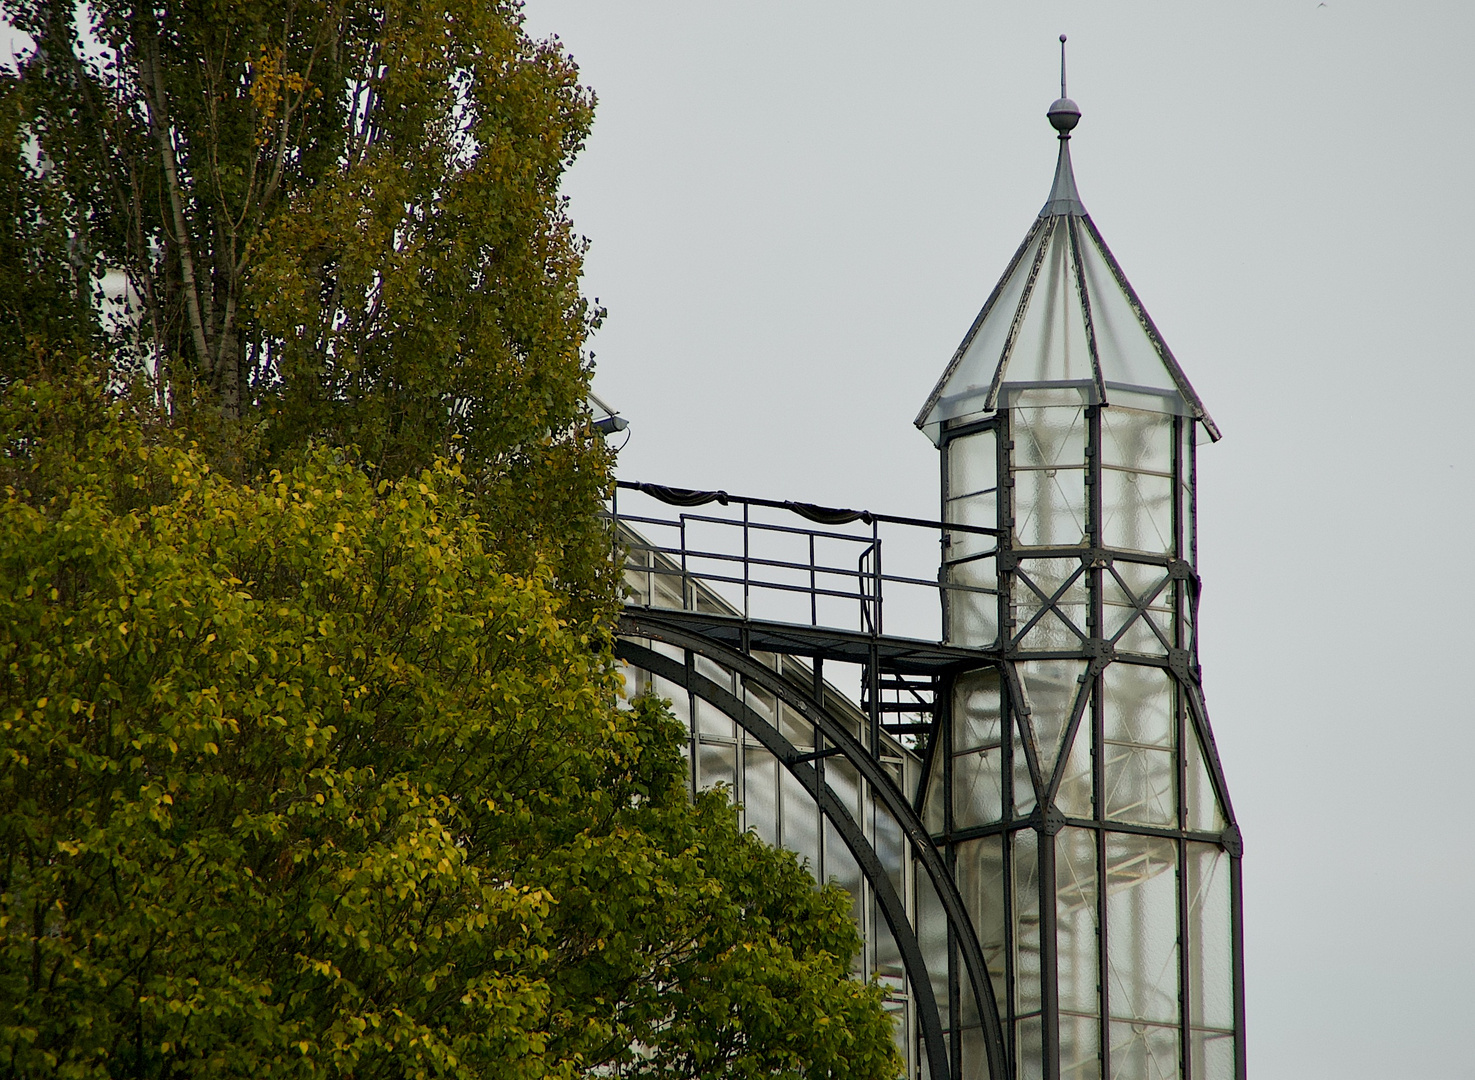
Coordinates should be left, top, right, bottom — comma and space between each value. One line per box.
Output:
608, 105, 1243, 1080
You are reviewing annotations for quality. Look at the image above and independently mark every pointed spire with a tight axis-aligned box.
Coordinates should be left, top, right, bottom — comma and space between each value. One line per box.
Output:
914, 40, 1221, 444
1040, 139, 1085, 217
1041, 36, 1085, 217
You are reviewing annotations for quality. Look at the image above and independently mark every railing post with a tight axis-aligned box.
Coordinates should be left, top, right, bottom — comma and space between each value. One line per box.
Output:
680, 515, 689, 611
872, 519, 883, 639
743, 501, 751, 620
809, 532, 817, 627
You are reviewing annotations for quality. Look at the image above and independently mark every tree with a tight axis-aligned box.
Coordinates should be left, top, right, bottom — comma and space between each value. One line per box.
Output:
2, 0, 609, 610
0, 0, 905, 1072
0, 381, 902, 1078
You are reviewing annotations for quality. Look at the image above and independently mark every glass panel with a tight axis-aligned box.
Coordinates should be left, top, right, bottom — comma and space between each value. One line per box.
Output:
695, 695, 735, 739
949, 581, 1000, 647
694, 652, 735, 694
1060, 1011, 1102, 1080
1077, 229, 1183, 398
1017, 660, 1090, 782
698, 740, 736, 794
651, 565, 685, 609
1101, 408, 1173, 474
780, 765, 819, 875
1055, 712, 1094, 819
923, 754, 945, 836
1104, 665, 1174, 748
1004, 218, 1095, 388
873, 801, 906, 899
1103, 565, 1173, 658
744, 744, 778, 847
922, 227, 1044, 432
1103, 743, 1175, 828
693, 737, 734, 796
1013, 467, 1087, 548
744, 681, 777, 729
868, 897, 906, 988
1102, 469, 1175, 555
950, 428, 998, 499
652, 674, 690, 730
1018, 604, 1086, 652
948, 491, 999, 560
1056, 827, 1100, 1016
1186, 724, 1227, 834
915, 865, 950, 1028
824, 819, 863, 924
1179, 421, 1196, 566
961, 1024, 993, 1080
1012, 717, 1038, 818
956, 835, 1007, 1015
1108, 1021, 1179, 1080
955, 748, 1004, 828
778, 699, 812, 750
1187, 842, 1233, 1030
886, 998, 910, 1077
1189, 1030, 1235, 1080
622, 553, 652, 606
955, 668, 1005, 752
1015, 558, 1088, 651
1015, 1013, 1045, 1080
1013, 830, 1042, 1016
1014, 401, 1087, 469
1105, 835, 1179, 1026
1102, 665, 1175, 826
826, 756, 861, 819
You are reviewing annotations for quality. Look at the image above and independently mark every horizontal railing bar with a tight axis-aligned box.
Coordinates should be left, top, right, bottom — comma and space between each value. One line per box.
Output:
614, 479, 1000, 536
625, 547, 882, 583
673, 512, 881, 545
632, 571, 877, 605
633, 558, 1000, 601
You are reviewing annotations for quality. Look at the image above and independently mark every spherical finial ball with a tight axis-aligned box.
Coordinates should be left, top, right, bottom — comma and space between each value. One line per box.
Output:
1047, 97, 1081, 133
1060, 33, 1067, 43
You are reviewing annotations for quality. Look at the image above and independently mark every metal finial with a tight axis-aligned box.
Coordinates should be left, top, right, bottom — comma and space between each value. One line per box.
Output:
1047, 35, 1081, 135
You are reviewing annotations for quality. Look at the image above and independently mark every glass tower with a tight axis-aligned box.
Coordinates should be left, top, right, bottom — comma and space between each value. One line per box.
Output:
914, 92, 1244, 1080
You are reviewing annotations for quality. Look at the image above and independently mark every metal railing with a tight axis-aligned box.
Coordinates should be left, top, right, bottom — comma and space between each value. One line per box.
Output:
608, 481, 999, 643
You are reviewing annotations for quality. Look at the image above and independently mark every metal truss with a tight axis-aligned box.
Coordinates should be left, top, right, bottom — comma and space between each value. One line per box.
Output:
609, 428, 1245, 1080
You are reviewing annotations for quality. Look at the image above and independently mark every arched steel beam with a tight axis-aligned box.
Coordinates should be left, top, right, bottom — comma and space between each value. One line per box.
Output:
619, 613, 1008, 1080
619, 639, 951, 1080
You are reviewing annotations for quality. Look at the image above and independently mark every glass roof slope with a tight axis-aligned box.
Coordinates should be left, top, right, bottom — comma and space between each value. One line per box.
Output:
916, 122, 1220, 445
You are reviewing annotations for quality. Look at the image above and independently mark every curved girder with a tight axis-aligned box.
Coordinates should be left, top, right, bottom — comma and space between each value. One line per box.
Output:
618, 613, 1009, 1080
618, 640, 951, 1080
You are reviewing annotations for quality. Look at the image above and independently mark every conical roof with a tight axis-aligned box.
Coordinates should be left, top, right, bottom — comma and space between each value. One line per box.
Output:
916, 112, 1219, 445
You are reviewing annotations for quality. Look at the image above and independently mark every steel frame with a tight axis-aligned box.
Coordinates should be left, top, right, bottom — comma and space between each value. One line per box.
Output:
609, 417, 1243, 1080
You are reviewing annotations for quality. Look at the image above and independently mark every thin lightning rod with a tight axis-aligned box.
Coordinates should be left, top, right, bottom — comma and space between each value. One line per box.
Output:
1059, 34, 1068, 98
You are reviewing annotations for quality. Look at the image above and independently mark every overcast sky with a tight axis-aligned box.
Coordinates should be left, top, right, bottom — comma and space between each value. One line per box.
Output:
522, 2, 1475, 1078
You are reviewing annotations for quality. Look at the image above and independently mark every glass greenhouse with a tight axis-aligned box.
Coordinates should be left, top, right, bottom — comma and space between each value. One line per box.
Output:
607, 91, 1243, 1080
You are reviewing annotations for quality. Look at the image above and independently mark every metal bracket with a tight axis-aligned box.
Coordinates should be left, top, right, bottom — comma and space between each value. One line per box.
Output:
1220, 823, 1244, 857
1037, 806, 1067, 836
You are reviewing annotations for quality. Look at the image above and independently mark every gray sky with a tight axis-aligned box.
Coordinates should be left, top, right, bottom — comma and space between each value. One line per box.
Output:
523, 2, 1475, 1078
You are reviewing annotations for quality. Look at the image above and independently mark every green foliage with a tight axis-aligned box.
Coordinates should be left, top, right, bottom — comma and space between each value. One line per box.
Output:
1, 0, 903, 1072
0, 385, 902, 1079
1, 0, 610, 613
